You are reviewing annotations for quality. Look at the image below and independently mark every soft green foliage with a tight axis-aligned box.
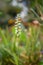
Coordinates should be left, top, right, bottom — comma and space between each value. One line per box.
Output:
0, 24, 43, 65
28, 0, 43, 24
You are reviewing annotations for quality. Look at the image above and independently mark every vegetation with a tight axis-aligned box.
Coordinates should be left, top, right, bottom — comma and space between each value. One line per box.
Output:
0, 0, 43, 65
0, 14, 43, 65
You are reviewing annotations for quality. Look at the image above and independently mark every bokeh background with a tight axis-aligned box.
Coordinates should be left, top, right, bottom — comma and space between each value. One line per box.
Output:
0, 0, 43, 65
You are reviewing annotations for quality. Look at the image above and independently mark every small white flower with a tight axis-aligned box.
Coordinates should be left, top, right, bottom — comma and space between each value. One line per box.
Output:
15, 20, 19, 23
17, 14, 20, 18
18, 23, 21, 26
15, 30, 18, 34
17, 33, 21, 37
15, 27, 18, 30
18, 26, 21, 29
15, 25, 18, 27
18, 28, 22, 31
18, 23, 21, 24
18, 29, 22, 32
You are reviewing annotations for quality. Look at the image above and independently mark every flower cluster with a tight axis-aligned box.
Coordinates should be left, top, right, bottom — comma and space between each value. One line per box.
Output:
15, 14, 22, 37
